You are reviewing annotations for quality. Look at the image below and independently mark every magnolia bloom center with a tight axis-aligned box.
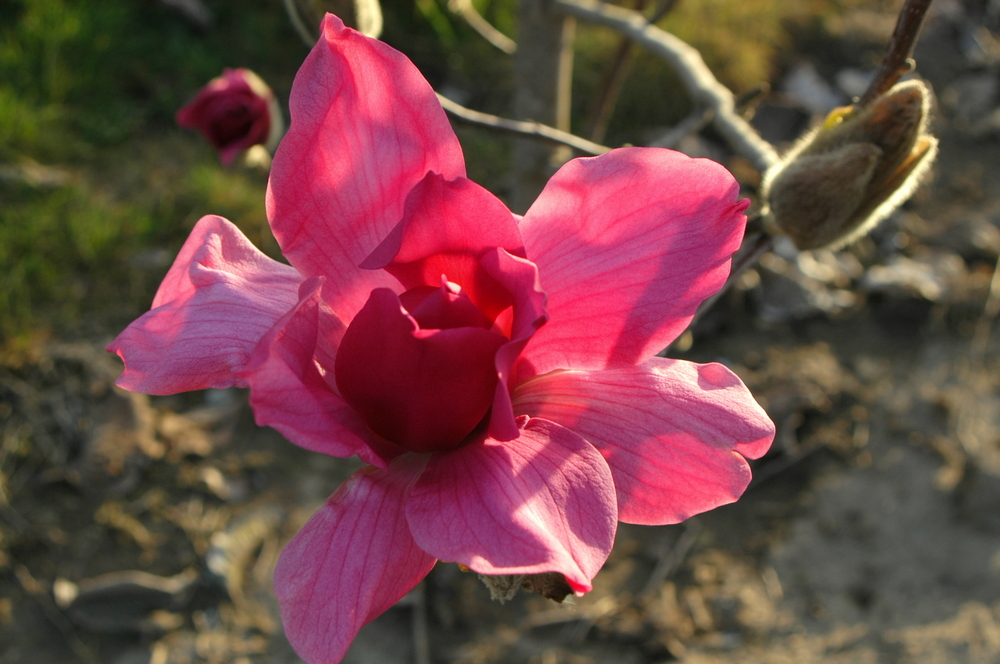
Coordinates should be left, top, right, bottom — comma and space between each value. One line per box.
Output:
334, 279, 508, 453
105, 17, 779, 664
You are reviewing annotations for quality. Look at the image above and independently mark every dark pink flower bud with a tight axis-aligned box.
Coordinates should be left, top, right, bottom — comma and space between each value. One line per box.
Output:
176, 68, 283, 165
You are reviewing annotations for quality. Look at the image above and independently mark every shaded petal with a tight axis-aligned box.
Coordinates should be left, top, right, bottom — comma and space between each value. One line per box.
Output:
512, 358, 774, 525
267, 14, 465, 320
479, 249, 548, 441
108, 215, 301, 394
406, 417, 616, 594
402, 282, 488, 330
517, 148, 748, 379
362, 173, 524, 319
241, 278, 397, 467
275, 458, 436, 664
363, 172, 524, 267
335, 289, 506, 453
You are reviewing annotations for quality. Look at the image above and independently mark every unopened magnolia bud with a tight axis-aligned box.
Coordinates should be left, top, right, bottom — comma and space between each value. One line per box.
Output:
761, 80, 938, 250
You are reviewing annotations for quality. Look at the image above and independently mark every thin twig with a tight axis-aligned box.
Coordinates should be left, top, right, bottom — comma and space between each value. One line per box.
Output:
734, 84, 769, 117
583, 0, 649, 142
552, 0, 779, 172
282, 0, 317, 49
646, 106, 712, 149
584, 30, 637, 142
648, 0, 682, 27
436, 93, 611, 155
859, 0, 934, 106
641, 519, 701, 596
448, 0, 517, 53
584, 0, 682, 142
972, 253, 1000, 356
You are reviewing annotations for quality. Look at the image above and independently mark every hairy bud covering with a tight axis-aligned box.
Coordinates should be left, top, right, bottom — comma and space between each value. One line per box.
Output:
761, 80, 938, 250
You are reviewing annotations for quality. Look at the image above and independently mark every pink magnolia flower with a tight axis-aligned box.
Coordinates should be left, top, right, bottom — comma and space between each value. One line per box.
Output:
176, 67, 283, 165
110, 15, 774, 664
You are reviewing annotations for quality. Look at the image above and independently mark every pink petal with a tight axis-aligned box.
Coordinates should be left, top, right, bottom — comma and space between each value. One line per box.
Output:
516, 148, 748, 380
107, 215, 301, 394
362, 172, 524, 268
406, 417, 617, 594
334, 288, 507, 453
512, 358, 774, 525
478, 249, 548, 441
361, 173, 524, 320
266, 14, 465, 321
275, 458, 436, 664
241, 278, 397, 467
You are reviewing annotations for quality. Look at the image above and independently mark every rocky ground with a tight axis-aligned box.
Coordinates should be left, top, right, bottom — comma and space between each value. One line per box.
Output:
4, 2, 1000, 663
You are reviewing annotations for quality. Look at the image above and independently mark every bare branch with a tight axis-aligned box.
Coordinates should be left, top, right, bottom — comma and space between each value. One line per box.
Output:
648, 0, 682, 25
646, 106, 712, 149
582, 0, 682, 142
283, 0, 318, 48
583, 29, 636, 141
859, 0, 934, 106
552, 0, 779, 172
583, 0, 647, 142
436, 93, 611, 156
448, 0, 517, 54
511, 0, 577, 210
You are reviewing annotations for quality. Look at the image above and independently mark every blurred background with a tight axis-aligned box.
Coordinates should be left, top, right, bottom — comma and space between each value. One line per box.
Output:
3, 0, 1000, 662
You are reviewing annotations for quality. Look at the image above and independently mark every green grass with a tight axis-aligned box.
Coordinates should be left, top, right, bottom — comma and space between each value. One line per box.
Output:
0, 0, 302, 344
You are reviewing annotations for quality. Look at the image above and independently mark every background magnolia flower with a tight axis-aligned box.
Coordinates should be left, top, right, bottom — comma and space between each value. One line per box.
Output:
176, 67, 284, 165
110, 14, 775, 664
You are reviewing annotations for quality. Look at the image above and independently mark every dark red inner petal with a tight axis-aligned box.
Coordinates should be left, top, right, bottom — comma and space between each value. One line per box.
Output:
334, 288, 507, 453
386, 254, 514, 324
399, 282, 488, 330
360, 173, 525, 322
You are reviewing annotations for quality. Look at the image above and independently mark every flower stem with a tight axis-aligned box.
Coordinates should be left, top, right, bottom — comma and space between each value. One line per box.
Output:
858, 0, 934, 106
